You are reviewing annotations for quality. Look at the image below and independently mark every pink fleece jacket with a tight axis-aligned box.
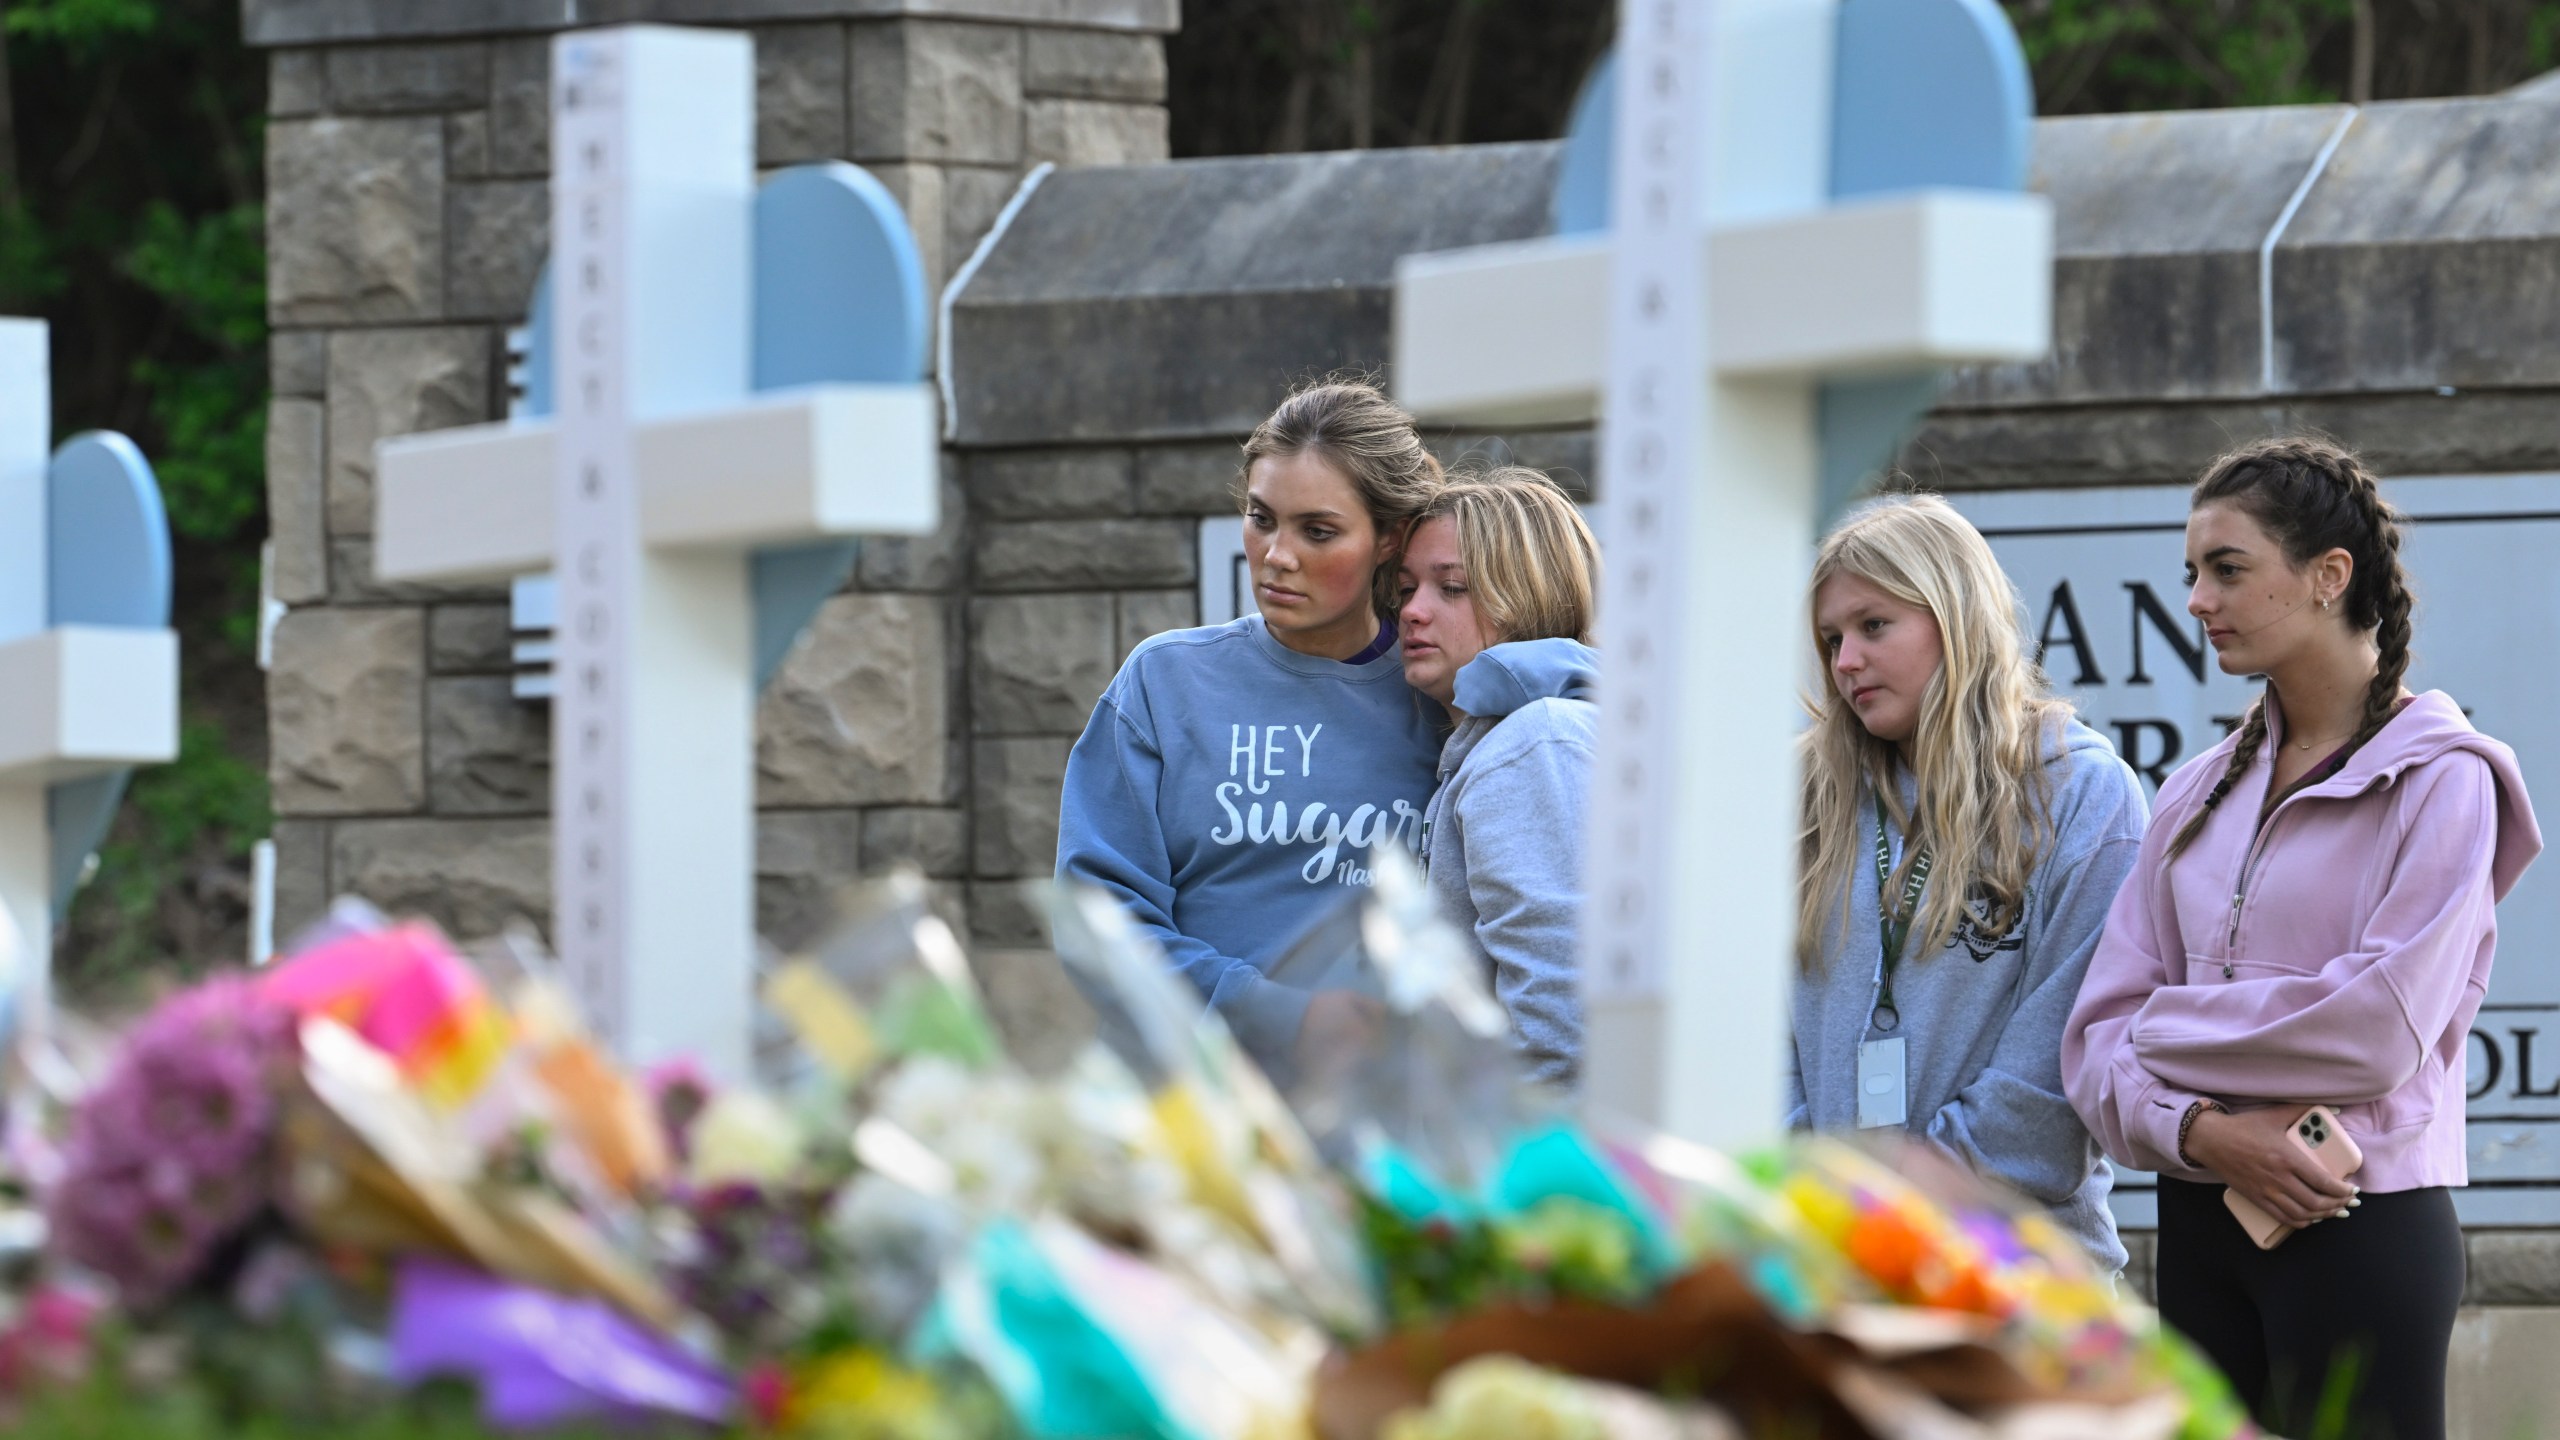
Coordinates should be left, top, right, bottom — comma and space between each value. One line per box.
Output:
2064, 690, 2541, 1193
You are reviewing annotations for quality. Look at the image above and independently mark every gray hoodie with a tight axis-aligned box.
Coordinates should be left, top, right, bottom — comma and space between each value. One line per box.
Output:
1422, 638, 1599, 1089
1786, 717, 2147, 1273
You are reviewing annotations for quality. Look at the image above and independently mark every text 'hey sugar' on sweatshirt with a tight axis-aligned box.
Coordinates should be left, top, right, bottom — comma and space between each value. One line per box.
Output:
1056, 614, 1443, 1064
1788, 717, 2149, 1273
2065, 690, 2542, 1195
1423, 637, 1599, 1090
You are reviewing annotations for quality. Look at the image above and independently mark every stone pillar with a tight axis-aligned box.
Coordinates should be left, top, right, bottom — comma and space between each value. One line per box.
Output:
251, 0, 1176, 948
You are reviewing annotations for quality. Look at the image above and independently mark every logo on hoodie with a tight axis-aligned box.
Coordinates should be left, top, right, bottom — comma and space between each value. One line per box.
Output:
1951, 890, 2026, 964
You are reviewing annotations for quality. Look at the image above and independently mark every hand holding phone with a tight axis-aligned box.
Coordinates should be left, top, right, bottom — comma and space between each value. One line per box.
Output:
2215, 1106, 2364, 1249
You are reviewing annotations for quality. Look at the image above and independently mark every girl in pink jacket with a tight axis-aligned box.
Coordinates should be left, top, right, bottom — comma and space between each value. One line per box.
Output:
2064, 438, 2541, 1440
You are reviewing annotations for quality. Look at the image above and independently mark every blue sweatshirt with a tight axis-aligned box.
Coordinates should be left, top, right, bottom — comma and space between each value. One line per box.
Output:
1422, 639, 1599, 1089
1786, 717, 2148, 1272
1056, 615, 1443, 1067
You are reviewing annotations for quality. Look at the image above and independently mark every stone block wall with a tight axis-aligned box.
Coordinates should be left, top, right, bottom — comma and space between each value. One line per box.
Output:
254, 0, 1174, 952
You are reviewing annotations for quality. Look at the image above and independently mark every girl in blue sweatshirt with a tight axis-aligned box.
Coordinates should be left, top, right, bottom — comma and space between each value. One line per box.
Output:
1056, 382, 1445, 1070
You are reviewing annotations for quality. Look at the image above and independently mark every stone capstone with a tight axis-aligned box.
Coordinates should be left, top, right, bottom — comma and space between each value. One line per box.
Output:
969, 591, 1114, 734
758, 592, 957, 806
945, 143, 1559, 444
269, 116, 447, 325
242, 0, 1179, 47
2273, 98, 2560, 394
269, 606, 427, 816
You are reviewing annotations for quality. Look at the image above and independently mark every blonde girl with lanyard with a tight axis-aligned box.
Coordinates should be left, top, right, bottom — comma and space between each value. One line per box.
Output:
2066, 439, 2541, 1440
1786, 496, 2149, 1271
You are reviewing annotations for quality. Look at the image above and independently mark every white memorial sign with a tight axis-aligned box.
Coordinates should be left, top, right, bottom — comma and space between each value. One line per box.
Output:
373, 26, 938, 1078
1392, 0, 2053, 1149
1954, 477, 2560, 1225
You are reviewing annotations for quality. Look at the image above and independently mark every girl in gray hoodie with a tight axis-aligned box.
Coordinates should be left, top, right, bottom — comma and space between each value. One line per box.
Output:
1787, 496, 2148, 1273
1395, 469, 1601, 1088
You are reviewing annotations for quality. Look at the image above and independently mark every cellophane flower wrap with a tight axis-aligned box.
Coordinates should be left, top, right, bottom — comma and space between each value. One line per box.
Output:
45, 977, 301, 1305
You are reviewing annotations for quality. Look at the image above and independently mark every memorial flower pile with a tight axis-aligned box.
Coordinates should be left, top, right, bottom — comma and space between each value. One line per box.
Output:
0, 869, 2252, 1440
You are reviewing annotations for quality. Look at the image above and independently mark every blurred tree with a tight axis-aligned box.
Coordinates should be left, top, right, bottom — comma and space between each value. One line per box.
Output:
1, 0, 269, 989
1167, 0, 2560, 161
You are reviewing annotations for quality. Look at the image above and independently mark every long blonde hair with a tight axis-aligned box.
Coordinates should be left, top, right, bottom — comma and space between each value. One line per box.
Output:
1419, 467, 1600, 643
1796, 495, 2074, 968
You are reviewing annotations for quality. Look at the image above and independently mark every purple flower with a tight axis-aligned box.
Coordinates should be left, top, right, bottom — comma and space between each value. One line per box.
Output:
44, 977, 301, 1305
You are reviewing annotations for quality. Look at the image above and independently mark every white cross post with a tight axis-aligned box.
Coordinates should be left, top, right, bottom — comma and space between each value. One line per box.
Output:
372, 26, 938, 1080
1393, 0, 2051, 1150
0, 321, 179, 1021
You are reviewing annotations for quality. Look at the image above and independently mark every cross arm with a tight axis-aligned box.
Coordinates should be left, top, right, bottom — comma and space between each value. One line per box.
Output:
374, 383, 941, 584
0, 627, 179, 783
1392, 189, 2054, 425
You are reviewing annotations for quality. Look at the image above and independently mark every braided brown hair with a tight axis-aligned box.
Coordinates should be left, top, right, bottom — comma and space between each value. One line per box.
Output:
2164, 436, 2415, 860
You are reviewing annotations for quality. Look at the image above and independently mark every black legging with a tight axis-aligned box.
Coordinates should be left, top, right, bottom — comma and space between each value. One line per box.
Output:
2156, 1176, 2463, 1440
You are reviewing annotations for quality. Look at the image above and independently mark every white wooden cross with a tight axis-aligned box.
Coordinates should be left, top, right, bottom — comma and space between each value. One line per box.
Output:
373, 26, 938, 1080
0, 321, 178, 1025
1393, 0, 2052, 1150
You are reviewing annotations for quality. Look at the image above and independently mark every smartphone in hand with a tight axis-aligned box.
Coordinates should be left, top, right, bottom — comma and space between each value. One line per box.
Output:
2224, 1106, 2364, 1250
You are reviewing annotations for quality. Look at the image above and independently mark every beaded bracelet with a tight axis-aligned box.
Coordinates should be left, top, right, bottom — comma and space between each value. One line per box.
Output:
2176, 1099, 2227, 1168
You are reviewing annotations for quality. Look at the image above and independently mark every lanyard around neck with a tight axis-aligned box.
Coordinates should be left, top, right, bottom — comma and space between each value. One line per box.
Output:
1871, 795, 1932, 1030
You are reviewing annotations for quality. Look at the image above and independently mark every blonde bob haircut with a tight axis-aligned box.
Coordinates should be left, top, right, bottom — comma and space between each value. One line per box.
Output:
1797, 494, 2074, 970
1418, 467, 1600, 644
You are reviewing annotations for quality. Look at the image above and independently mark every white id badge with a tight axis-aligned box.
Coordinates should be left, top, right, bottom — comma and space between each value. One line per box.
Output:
1856, 1036, 1908, 1129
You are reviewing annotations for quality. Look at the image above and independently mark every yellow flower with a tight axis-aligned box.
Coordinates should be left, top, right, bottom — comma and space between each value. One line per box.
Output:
788, 1349, 946, 1439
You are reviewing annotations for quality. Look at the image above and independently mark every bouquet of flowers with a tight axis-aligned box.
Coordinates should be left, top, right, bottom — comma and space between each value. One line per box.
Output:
0, 862, 2256, 1440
